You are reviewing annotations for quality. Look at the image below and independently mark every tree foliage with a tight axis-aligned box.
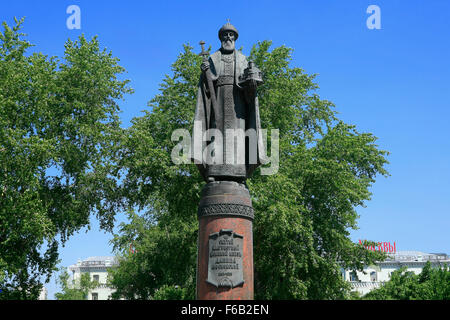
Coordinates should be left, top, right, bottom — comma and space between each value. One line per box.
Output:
0, 18, 132, 299
362, 262, 450, 300
109, 41, 389, 299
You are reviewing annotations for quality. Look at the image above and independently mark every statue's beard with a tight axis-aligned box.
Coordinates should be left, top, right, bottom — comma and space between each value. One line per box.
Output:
221, 40, 235, 52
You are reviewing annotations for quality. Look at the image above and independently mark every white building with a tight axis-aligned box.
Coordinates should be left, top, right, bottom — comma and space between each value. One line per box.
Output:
343, 251, 449, 296
38, 286, 48, 300
68, 256, 119, 300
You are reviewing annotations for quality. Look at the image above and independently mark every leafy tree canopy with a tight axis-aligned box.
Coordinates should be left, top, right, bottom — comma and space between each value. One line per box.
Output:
0, 18, 132, 299
109, 41, 389, 299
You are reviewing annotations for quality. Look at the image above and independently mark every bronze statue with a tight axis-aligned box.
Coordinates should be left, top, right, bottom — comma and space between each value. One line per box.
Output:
193, 22, 266, 182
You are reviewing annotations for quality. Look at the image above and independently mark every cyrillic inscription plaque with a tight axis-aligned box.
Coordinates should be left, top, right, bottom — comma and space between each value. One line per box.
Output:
207, 229, 244, 287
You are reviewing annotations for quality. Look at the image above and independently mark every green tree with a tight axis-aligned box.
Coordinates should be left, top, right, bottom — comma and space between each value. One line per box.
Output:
108, 41, 389, 299
363, 261, 450, 300
54, 268, 99, 300
0, 18, 132, 299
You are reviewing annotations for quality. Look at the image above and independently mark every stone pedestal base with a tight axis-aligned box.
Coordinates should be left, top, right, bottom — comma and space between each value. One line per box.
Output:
196, 181, 254, 300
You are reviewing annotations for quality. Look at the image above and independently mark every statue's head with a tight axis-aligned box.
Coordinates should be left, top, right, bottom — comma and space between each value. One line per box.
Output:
218, 22, 238, 53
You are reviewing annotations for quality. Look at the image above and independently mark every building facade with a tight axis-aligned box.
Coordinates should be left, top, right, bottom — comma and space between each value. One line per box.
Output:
38, 286, 48, 300
343, 251, 449, 296
68, 256, 119, 300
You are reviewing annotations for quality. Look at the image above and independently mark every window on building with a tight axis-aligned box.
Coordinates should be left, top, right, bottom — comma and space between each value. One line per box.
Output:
92, 292, 98, 300
350, 271, 359, 282
370, 271, 377, 282
93, 275, 99, 282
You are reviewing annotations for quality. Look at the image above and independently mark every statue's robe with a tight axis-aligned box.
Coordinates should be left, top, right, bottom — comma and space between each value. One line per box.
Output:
192, 49, 266, 182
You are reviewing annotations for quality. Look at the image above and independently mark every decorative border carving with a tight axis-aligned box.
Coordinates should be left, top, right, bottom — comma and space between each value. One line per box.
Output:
198, 203, 254, 220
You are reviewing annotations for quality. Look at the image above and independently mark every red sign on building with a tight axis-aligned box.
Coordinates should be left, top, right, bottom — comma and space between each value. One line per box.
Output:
359, 240, 396, 253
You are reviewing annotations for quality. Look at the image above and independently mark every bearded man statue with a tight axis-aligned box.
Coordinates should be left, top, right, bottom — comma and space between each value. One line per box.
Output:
192, 22, 267, 183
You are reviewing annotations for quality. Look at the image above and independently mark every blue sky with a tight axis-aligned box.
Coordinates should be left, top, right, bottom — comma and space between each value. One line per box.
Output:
1, 1, 449, 299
